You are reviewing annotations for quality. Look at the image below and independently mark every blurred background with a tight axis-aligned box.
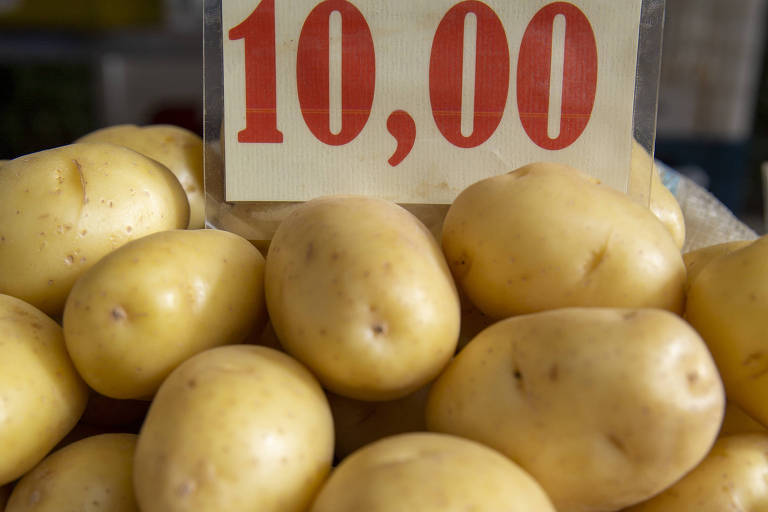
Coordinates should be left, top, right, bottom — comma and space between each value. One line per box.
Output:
0, 0, 766, 235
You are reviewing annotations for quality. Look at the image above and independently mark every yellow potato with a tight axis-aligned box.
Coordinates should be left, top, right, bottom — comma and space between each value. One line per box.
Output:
6, 434, 138, 512
63, 229, 266, 399
441, 163, 686, 320
0, 143, 189, 315
310, 432, 555, 512
77, 125, 205, 229
265, 196, 460, 401
686, 235, 768, 425
624, 434, 768, 511
630, 140, 685, 249
720, 401, 766, 437
133, 345, 334, 512
683, 240, 752, 290
328, 384, 430, 460
426, 308, 724, 512
0, 294, 88, 486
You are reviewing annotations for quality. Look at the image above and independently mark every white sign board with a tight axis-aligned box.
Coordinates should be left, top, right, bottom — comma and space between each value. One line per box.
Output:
219, 0, 645, 204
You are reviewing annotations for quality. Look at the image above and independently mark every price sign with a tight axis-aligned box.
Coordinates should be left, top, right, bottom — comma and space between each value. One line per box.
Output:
218, 0, 647, 204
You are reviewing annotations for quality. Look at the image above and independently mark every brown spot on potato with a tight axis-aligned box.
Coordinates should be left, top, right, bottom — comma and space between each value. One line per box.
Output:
187, 379, 197, 389
584, 243, 608, 276
512, 366, 525, 391
451, 252, 472, 279
606, 433, 627, 455
372, 323, 387, 336
548, 364, 559, 381
65, 255, 74, 265
623, 311, 638, 321
306, 242, 315, 261
687, 371, 699, 385
111, 306, 127, 321
47, 280, 54, 286
73, 158, 88, 207
744, 352, 764, 365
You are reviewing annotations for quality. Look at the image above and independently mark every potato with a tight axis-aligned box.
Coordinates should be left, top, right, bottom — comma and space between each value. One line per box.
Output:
0, 294, 88, 486
310, 432, 555, 512
328, 384, 430, 460
624, 434, 768, 511
720, 401, 766, 437
630, 140, 685, 249
265, 196, 460, 401
6, 433, 138, 512
682, 240, 753, 290
0, 143, 189, 315
77, 125, 205, 229
686, 235, 768, 425
426, 308, 724, 512
441, 163, 686, 320
133, 345, 334, 512
63, 229, 266, 399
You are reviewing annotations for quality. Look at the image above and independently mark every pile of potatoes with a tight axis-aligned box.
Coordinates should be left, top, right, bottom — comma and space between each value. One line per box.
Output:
0, 127, 767, 512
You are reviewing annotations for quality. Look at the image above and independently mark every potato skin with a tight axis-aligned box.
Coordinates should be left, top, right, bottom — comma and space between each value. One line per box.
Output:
133, 345, 334, 512
0, 143, 189, 315
441, 163, 686, 319
265, 196, 460, 401
77, 125, 205, 229
0, 294, 88, 486
63, 229, 266, 399
630, 140, 685, 249
624, 434, 768, 511
309, 432, 556, 512
682, 240, 752, 290
6, 434, 139, 512
685, 235, 768, 426
426, 308, 724, 512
